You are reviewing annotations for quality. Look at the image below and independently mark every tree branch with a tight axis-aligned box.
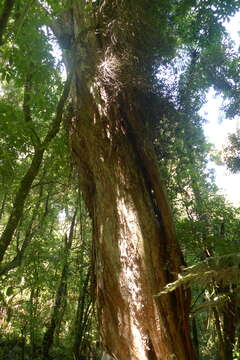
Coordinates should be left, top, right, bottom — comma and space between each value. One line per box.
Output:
23, 72, 42, 148
0, 0, 15, 45
0, 73, 72, 264
42, 71, 73, 148
0, 184, 43, 277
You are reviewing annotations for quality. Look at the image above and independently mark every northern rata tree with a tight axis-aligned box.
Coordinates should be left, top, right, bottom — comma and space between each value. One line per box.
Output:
1, 0, 239, 358
51, 1, 196, 359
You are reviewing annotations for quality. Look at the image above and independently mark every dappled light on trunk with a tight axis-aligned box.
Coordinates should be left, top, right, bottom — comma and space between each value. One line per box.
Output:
1, 0, 240, 359
60, 1, 198, 358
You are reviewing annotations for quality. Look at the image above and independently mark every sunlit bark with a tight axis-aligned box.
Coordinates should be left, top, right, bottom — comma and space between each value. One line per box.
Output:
70, 87, 195, 359
42, 212, 76, 359
60, 1, 196, 358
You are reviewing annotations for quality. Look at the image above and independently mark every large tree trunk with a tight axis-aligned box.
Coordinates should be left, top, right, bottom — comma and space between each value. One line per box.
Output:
71, 88, 195, 360
62, 1, 196, 359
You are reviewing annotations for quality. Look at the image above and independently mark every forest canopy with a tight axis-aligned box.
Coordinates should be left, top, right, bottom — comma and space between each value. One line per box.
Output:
0, 1, 240, 359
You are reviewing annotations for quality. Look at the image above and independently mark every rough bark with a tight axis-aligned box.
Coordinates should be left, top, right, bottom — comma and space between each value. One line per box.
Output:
60, 1, 197, 358
71, 88, 195, 360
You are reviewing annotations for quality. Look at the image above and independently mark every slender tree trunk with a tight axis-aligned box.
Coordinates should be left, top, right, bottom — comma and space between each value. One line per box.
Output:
42, 212, 76, 359
0, 148, 44, 263
213, 307, 225, 360
0, 192, 7, 221
0, 0, 15, 45
29, 286, 39, 359
73, 271, 91, 360
0, 182, 44, 277
192, 317, 199, 359
72, 194, 93, 359
222, 291, 237, 360
42, 244, 69, 359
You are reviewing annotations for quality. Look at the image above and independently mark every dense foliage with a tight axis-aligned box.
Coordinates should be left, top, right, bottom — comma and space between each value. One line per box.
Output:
0, 0, 240, 359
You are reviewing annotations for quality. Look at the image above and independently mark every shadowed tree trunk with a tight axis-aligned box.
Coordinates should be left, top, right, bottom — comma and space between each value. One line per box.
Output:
72, 270, 92, 360
42, 211, 76, 359
221, 289, 237, 360
57, 1, 197, 358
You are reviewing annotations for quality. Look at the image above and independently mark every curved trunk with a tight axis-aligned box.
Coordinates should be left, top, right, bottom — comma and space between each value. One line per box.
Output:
70, 86, 195, 359
63, 2, 196, 359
